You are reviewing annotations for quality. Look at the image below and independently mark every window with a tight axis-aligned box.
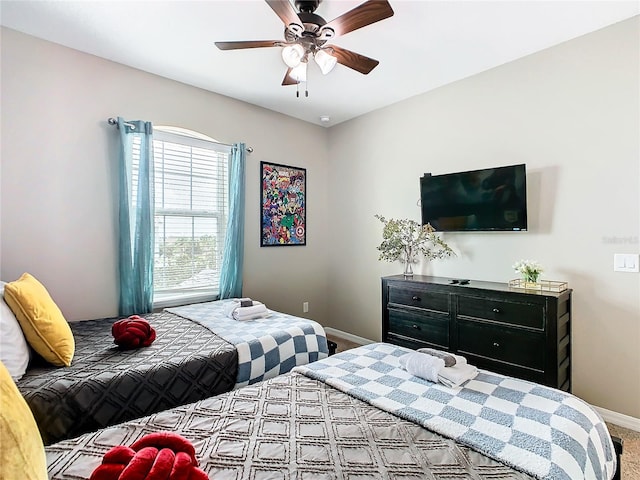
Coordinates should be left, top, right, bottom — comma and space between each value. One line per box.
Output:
132, 127, 231, 307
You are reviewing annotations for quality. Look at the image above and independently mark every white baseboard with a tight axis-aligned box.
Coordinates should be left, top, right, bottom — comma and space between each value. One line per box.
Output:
324, 327, 375, 346
594, 406, 640, 432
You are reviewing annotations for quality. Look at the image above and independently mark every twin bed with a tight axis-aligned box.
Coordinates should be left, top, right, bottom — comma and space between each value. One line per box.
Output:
45, 343, 619, 480
17, 300, 328, 445
15, 299, 621, 479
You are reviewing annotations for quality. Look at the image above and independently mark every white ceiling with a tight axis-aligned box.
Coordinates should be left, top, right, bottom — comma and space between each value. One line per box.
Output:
1, 1, 638, 127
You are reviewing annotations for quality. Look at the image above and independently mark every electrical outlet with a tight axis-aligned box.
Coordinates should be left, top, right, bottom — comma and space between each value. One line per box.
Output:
303, 302, 309, 313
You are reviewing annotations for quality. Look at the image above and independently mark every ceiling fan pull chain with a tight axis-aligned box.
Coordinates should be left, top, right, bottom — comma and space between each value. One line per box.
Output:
296, 81, 300, 98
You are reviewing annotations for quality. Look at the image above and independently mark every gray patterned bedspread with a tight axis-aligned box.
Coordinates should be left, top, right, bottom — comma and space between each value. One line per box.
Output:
46, 372, 534, 480
18, 311, 237, 445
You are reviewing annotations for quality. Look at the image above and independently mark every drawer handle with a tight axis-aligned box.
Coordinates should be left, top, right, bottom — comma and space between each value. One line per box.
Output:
492, 308, 501, 313
412, 296, 420, 301
412, 324, 420, 330
493, 342, 500, 347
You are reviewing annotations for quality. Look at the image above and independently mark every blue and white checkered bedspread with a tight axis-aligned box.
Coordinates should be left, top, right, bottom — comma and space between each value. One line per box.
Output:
294, 343, 616, 480
166, 300, 328, 388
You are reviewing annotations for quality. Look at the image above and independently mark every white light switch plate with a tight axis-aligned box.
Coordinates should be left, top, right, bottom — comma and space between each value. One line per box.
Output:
614, 253, 639, 272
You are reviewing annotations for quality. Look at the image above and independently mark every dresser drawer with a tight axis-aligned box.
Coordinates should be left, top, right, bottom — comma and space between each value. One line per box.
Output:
457, 320, 544, 371
388, 308, 449, 348
457, 296, 544, 330
388, 286, 449, 313
385, 334, 433, 351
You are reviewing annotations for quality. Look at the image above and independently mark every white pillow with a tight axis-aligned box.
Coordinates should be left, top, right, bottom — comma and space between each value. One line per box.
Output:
0, 282, 30, 380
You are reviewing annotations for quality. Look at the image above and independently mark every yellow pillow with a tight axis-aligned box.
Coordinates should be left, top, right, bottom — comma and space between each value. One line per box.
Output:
0, 361, 47, 480
3, 273, 74, 367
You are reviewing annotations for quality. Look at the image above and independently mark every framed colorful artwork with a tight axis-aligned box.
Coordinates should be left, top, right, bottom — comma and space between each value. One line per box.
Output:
260, 161, 306, 246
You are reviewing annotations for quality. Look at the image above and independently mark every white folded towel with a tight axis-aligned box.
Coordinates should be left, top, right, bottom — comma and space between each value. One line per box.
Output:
399, 352, 445, 383
452, 354, 467, 366
224, 298, 267, 320
400, 349, 478, 388
233, 303, 268, 321
437, 363, 478, 388
223, 298, 248, 317
419, 350, 467, 366
417, 348, 459, 367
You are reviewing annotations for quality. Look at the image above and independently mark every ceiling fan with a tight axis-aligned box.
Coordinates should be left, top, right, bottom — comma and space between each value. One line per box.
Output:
215, 0, 394, 87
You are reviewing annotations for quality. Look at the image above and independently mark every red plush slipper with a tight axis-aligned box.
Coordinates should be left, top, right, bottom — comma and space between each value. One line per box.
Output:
112, 315, 156, 349
90, 432, 208, 480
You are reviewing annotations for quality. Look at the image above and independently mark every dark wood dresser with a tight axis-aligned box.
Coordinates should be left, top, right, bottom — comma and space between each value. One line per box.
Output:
382, 275, 572, 391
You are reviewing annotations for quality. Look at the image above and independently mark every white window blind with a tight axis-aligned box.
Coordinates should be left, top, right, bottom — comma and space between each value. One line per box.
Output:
132, 129, 231, 307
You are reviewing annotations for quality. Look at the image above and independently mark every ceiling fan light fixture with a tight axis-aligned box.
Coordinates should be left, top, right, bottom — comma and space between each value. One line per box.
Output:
314, 49, 337, 75
290, 62, 308, 83
281, 44, 305, 68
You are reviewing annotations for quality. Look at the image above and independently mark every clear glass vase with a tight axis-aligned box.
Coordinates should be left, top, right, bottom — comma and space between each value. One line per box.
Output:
403, 259, 414, 277
522, 273, 540, 290
403, 247, 415, 277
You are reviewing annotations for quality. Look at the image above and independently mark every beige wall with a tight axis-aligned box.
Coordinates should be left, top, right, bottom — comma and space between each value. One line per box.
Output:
327, 17, 639, 418
2, 17, 639, 419
0, 27, 330, 325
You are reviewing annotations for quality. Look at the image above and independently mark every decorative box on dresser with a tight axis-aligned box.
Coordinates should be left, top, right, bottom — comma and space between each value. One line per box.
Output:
382, 275, 572, 392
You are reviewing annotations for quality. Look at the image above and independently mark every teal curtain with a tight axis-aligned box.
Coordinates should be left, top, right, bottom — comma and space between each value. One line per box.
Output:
117, 117, 154, 315
219, 143, 246, 299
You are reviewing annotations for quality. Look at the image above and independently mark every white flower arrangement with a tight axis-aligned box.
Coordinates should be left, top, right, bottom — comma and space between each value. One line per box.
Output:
513, 259, 543, 283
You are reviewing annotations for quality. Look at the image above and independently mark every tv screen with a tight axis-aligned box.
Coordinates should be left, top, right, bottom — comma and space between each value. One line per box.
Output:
420, 164, 527, 232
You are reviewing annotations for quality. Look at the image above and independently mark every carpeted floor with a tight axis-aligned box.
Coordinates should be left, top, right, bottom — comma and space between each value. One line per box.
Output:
326, 333, 361, 354
326, 333, 639, 478
607, 422, 640, 479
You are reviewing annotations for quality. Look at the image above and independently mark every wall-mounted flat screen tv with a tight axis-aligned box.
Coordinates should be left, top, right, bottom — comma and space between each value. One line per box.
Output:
420, 163, 527, 232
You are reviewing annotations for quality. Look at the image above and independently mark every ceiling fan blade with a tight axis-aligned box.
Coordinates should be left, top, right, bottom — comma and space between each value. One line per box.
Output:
215, 40, 283, 50
265, 0, 302, 28
323, 0, 394, 37
282, 68, 298, 86
329, 45, 379, 74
